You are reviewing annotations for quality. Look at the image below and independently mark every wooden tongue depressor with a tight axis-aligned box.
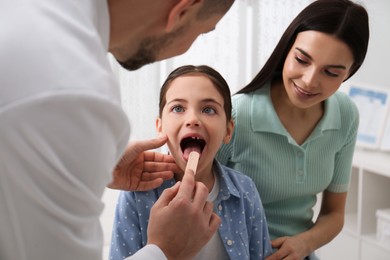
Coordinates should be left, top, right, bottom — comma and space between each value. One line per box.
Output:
185, 151, 200, 175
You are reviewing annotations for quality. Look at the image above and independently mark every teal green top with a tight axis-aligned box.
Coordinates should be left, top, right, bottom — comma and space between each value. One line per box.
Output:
216, 82, 359, 240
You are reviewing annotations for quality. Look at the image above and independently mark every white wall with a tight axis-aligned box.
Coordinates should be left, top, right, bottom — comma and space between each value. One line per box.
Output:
348, 0, 390, 88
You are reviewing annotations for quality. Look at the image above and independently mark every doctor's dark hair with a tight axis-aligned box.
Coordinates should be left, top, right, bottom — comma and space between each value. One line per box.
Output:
198, 0, 235, 20
237, 0, 369, 94
159, 65, 232, 121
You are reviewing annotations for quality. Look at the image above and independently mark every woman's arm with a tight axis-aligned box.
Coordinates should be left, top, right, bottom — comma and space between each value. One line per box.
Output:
266, 191, 346, 259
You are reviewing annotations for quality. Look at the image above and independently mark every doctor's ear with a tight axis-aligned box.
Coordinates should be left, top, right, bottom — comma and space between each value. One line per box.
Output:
165, 0, 204, 32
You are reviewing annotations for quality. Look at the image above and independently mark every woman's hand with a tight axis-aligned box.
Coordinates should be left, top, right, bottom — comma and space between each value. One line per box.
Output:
266, 236, 309, 260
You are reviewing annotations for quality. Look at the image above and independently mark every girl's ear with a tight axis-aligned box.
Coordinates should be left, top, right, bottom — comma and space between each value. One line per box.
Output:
223, 119, 234, 144
156, 117, 163, 135
165, 0, 203, 32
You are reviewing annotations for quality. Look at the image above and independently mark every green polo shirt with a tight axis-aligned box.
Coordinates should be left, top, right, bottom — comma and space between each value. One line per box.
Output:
216, 82, 359, 239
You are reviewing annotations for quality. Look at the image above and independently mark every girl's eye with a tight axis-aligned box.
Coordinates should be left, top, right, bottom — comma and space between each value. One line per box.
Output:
203, 107, 216, 114
172, 105, 184, 113
295, 56, 308, 65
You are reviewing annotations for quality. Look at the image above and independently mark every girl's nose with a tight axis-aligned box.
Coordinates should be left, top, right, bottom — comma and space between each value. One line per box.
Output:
185, 111, 201, 127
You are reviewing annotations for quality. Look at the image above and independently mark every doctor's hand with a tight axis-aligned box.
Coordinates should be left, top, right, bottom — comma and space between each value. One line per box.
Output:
107, 135, 179, 191
147, 167, 221, 260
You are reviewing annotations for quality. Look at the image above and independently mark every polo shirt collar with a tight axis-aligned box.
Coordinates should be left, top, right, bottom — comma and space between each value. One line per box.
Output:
250, 82, 341, 137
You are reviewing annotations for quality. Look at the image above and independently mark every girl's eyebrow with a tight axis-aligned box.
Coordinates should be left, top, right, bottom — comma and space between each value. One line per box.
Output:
166, 98, 186, 105
202, 98, 223, 108
295, 47, 347, 70
166, 98, 223, 107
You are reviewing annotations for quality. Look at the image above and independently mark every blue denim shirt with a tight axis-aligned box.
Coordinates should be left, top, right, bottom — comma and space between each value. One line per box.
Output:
110, 160, 272, 260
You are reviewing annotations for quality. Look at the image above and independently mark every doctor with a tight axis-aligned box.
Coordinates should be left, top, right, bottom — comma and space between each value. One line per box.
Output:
0, 0, 234, 259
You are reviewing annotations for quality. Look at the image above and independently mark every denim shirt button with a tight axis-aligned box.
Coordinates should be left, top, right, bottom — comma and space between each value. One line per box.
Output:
227, 239, 233, 246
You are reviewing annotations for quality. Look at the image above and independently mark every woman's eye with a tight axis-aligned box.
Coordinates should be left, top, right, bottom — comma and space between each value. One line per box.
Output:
172, 106, 184, 113
203, 107, 216, 114
295, 57, 308, 65
325, 70, 339, 77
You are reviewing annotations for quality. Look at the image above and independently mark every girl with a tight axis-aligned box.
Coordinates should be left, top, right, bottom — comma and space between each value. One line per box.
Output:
110, 65, 272, 260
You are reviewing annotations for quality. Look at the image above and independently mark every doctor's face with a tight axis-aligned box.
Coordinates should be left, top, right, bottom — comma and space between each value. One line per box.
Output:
117, 14, 224, 71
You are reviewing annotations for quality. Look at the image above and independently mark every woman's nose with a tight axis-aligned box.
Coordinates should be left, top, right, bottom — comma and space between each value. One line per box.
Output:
302, 67, 320, 88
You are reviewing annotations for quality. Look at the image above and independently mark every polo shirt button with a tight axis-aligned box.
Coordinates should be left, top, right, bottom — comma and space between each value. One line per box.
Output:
227, 240, 233, 246
297, 151, 304, 157
218, 205, 223, 211
298, 170, 304, 176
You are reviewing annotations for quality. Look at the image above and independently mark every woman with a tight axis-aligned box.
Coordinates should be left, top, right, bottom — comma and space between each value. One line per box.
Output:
216, 0, 369, 259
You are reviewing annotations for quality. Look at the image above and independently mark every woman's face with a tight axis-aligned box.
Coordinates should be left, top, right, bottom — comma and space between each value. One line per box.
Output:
282, 30, 354, 109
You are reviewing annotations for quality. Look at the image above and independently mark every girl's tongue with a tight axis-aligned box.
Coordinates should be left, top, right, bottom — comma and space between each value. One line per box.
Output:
183, 145, 202, 161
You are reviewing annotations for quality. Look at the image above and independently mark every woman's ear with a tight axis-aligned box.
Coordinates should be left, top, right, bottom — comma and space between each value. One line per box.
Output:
223, 119, 234, 144
165, 0, 203, 32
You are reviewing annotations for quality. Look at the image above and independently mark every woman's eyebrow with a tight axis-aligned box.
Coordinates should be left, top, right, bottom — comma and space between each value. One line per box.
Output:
296, 47, 312, 60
